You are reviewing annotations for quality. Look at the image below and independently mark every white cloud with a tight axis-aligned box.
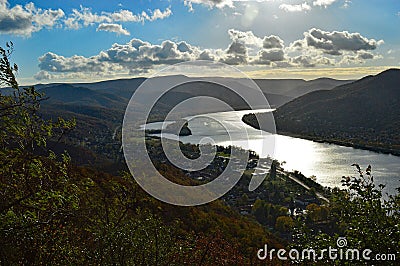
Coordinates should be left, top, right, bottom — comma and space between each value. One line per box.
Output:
64, 6, 172, 29
96, 23, 130, 36
0, 0, 64, 36
184, 0, 234, 10
343, 0, 351, 8
221, 29, 265, 65
150, 8, 173, 20
38, 52, 116, 73
183, 1, 194, 12
183, 0, 281, 10
198, 49, 216, 60
185, 0, 343, 11
33, 70, 53, 81
279, 2, 311, 12
313, 0, 337, 7
227, 29, 263, 51
35, 28, 384, 79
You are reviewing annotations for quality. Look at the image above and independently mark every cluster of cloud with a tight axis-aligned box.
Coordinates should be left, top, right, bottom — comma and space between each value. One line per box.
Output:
35, 28, 384, 80
184, 0, 352, 12
0, 0, 171, 36
184, 0, 341, 11
278, 0, 344, 12
64, 6, 172, 31
293, 28, 384, 55
184, 0, 233, 12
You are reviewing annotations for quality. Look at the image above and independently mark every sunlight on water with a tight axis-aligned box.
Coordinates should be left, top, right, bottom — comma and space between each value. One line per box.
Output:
147, 109, 400, 196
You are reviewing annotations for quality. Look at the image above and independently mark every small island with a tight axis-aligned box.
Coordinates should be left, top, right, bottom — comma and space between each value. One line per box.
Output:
145, 120, 192, 136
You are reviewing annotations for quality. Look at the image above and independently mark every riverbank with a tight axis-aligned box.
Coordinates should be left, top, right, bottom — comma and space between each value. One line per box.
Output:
241, 114, 400, 157
276, 131, 400, 157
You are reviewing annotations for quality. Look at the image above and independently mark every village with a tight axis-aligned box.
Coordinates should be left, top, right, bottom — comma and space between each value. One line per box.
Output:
145, 136, 331, 238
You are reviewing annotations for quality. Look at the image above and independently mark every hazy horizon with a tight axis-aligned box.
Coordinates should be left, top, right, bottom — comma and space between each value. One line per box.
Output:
10, 66, 400, 88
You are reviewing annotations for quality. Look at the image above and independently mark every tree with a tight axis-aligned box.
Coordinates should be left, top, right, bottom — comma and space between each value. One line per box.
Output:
332, 164, 399, 258
269, 159, 278, 180
252, 199, 267, 224
293, 164, 400, 264
306, 203, 329, 222
0, 42, 78, 264
275, 216, 294, 233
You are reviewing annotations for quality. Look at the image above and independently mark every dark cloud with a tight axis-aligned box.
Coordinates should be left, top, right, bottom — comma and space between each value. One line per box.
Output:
0, 0, 64, 36
227, 41, 247, 55
0, 6, 32, 34
357, 51, 374, 60
340, 51, 379, 65
304, 28, 383, 55
263, 35, 284, 49
256, 49, 285, 65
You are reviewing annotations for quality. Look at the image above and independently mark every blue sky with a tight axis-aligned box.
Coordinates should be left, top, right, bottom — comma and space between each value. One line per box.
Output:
0, 0, 399, 84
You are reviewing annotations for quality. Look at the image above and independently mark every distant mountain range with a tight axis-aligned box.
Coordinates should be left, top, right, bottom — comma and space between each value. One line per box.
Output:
9, 75, 348, 127
243, 69, 400, 154
253, 77, 350, 98
39, 84, 128, 109
28, 75, 350, 110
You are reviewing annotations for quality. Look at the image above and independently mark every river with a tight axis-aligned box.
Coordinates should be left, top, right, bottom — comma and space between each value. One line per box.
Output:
145, 109, 400, 196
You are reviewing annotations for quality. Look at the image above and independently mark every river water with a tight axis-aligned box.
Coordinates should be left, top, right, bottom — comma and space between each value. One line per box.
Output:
146, 109, 400, 196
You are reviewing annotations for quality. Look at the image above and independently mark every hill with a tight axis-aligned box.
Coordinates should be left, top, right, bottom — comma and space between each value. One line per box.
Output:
243, 69, 400, 154
253, 77, 350, 98
39, 84, 128, 109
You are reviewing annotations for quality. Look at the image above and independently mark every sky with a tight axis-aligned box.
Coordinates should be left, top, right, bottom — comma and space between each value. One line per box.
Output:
0, 0, 399, 85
